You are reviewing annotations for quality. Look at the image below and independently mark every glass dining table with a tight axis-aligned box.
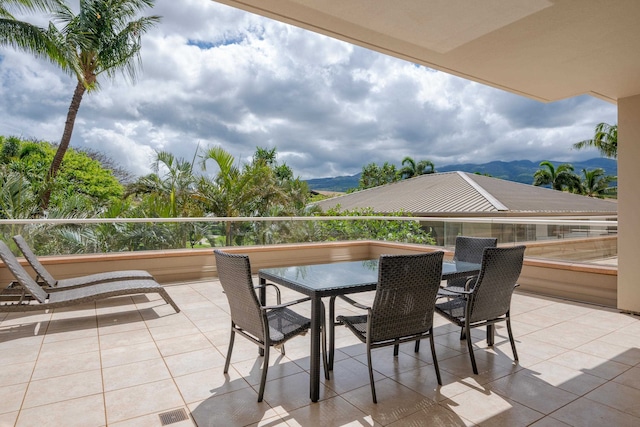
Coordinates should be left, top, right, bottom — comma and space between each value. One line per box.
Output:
258, 256, 481, 402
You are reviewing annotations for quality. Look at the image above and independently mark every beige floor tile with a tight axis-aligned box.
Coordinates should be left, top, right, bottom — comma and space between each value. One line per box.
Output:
487, 371, 579, 414
164, 347, 227, 377
341, 378, 439, 425
154, 332, 214, 357
188, 388, 279, 427
0, 360, 35, 386
174, 365, 250, 404
230, 352, 305, 387
525, 360, 607, 396
386, 403, 471, 427
612, 365, 640, 390
261, 371, 337, 414
525, 322, 611, 349
324, 357, 383, 395
0, 383, 28, 415
103, 357, 172, 392
441, 387, 544, 427
352, 347, 429, 378
584, 381, 640, 417
15, 395, 105, 427
105, 379, 185, 424
32, 350, 101, 380
286, 396, 377, 427
575, 340, 640, 366
148, 319, 201, 341
109, 410, 195, 427
0, 412, 18, 427
528, 416, 571, 427
0, 343, 40, 366
549, 350, 631, 380
97, 311, 147, 335
395, 366, 480, 402
98, 328, 153, 350
550, 397, 640, 427
22, 369, 103, 409
38, 335, 99, 359
101, 340, 162, 368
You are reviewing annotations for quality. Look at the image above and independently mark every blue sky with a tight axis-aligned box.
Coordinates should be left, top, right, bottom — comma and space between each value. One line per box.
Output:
0, 0, 617, 180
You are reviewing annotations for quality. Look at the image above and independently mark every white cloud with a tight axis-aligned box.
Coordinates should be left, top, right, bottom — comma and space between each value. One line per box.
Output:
0, 0, 617, 181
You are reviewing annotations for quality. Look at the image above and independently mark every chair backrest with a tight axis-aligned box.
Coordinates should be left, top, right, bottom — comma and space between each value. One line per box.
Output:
13, 235, 58, 287
0, 241, 49, 303
453, 236, 498, 264
214, 250, 265, 341
468, 246, 526, 323
369, 251, 444, 343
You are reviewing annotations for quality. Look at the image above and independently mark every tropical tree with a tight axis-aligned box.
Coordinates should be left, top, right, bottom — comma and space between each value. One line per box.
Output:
358, 162, 399, 189
575, 168, 616, 198
0, 0, 60, 59
197, 146, 269, 245
533, 161, 580, 191
399, 156, 435, 179
36, 0, 160, 210
573, 122, 617, 159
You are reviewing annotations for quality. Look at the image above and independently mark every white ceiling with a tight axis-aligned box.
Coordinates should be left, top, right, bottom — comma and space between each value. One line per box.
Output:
212, 0, 640, 104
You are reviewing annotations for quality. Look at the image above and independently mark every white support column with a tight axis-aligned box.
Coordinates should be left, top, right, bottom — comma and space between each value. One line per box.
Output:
617, 94, 640, 313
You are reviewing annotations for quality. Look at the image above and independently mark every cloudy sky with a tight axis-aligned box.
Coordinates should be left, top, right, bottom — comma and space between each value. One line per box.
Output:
0, 0, 618, 180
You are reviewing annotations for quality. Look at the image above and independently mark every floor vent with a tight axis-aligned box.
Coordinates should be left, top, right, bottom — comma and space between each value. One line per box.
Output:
159, 408, 189, 425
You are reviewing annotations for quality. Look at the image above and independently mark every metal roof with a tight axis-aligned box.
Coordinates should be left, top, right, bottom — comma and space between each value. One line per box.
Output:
313, 171, 618, 217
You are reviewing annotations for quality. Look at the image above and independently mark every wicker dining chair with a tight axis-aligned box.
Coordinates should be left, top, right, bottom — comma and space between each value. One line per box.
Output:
214, 249, 327, 402
441, 236, 498, 293
435, 245, 525, 374
335, 252, 444, 403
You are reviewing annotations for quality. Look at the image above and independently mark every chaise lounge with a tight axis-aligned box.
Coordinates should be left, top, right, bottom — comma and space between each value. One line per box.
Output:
0, 241, 180, 313
13, 235, 153, 289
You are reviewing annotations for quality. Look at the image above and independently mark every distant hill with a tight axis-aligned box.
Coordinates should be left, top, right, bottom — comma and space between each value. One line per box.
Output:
305, 158, 617, 192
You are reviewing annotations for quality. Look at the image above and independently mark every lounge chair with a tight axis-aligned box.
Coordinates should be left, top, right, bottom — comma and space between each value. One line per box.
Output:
0, 241, 180, 313
13, 235, 153, 289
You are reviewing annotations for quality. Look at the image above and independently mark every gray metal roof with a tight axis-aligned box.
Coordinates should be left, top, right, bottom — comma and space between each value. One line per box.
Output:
313, 171, 618, 216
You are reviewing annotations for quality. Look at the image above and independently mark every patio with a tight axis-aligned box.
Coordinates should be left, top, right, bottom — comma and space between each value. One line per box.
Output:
1, 277, 640, 426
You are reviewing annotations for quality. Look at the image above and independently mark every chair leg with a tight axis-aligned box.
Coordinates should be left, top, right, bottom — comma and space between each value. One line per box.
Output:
487, 324, 494, 346
414, 338, 420, 353
366, 344, 377, 404
393, 340, 399, 356
158, 289, 181, 313
224, 327, 235, 373
506, 315, 519, 361
258, 344, 270, 402
329, 296, 336, 371
465, 323, 479, 375
429, 329, 442, 385
459, 326, 466, 341
321, 302, 329, 380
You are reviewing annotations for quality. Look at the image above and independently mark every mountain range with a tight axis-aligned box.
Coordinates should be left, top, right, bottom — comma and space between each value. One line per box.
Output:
305, 158, 617, 192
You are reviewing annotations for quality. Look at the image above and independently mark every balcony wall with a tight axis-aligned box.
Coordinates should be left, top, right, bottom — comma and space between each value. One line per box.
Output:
0, 238, 618, 308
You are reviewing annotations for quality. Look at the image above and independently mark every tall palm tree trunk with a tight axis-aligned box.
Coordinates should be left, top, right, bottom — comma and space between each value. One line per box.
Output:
40, 80, 86, 211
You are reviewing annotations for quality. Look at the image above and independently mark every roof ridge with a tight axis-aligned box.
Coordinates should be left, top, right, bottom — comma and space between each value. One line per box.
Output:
457, 172, 508, 211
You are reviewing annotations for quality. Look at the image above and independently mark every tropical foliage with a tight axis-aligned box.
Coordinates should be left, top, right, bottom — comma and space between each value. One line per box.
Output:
533, 161, 581, 192
573, 122, 617, 159
358, 162, 399, 190
0, 0, 160, 210
399, 156, 435, 179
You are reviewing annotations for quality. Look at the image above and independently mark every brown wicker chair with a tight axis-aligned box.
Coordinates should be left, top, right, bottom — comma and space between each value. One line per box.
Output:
214, 249, 328, 402
0, 241, 180, 313
334, 252, 444, 403
440, 236, 498, 295
435, 246, 525, 374
13, 235, 153, 289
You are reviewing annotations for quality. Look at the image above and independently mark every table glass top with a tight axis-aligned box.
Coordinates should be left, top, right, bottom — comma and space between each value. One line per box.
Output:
258, 259, 480, 292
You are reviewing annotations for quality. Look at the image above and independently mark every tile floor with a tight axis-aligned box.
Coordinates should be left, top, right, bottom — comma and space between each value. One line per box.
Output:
1, 279, 640, 426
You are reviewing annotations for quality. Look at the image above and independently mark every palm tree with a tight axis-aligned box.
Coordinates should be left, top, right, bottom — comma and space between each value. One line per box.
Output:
575, 168, 616, 198
36, 0, 160, 210
0, 0, 60, 60
533, 160, 580, 191
399, 156, 435, 179
573, 122, 617, 159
